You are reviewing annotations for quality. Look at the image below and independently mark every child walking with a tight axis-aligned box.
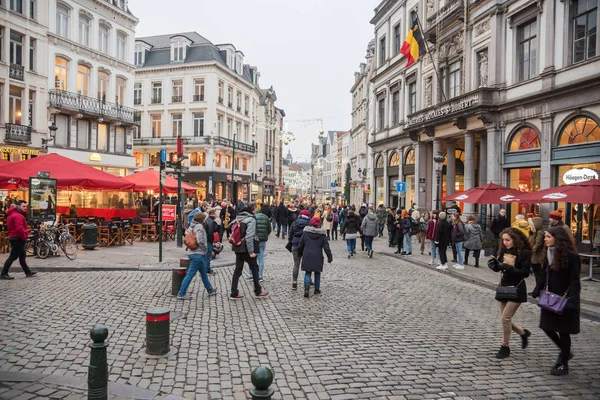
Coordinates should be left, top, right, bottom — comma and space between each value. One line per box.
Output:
297, 217, 333, 298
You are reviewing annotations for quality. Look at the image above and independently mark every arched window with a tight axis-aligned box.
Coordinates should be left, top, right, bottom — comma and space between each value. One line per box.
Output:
404, 149, 415, 165
375, 155, 384, 168
56, 4, 70, 37
558, 116, 600, 145
509, 126, 541, 151
78, 14, 90, 46
116, 32, 127, 61
389, 152, 400, 166
99, 24, 110, 53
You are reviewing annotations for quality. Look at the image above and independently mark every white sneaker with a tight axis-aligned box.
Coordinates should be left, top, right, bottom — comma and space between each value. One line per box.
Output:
436, 264, 448, 270
454, 264, 465, 270
429, 259, 435, 265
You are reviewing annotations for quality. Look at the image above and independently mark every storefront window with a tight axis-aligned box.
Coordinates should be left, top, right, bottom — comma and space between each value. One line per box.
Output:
149, 152, 160, 167
509, 168, 541, 217
189, 152, 205, 167
375, 176, 384, 206
559, 117, 600, 145
134, 152, 143, 167
375, 155, 384, 168
557, 163, 599, 241
215, 153, 222, 168
194, 181, 207, 202
509, 127, 541, 150
390, 152, 400, 166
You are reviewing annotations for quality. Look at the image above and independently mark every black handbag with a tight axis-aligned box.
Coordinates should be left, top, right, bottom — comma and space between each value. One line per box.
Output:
495, 277, 524, 301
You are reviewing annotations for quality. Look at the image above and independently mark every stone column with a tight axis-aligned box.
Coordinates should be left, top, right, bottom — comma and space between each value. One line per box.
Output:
432, 139, 442, 210
383, 150, 389, 207
486, 124, 503, 185
464, 132, 475, 215
541, 0, 556, 90
488, 10, 505, 88
446, 140, 456, 204
539, 115, 554, 222
478, 133, 488, 186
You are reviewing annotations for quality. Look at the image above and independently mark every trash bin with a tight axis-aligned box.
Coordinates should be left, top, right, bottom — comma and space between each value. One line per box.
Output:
82, 222, 98, 250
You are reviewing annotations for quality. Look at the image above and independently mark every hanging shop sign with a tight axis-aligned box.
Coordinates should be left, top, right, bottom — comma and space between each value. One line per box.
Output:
161, 204, 176, 221
89, 153, 102, 162
29, 177, 57, 222
562, 168, 598, 185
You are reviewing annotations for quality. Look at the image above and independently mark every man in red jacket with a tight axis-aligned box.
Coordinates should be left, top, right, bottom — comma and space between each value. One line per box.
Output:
1, 201, 36, 279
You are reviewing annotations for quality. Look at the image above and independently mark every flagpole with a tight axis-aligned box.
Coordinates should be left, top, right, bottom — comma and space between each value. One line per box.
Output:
414, 11, 447, 102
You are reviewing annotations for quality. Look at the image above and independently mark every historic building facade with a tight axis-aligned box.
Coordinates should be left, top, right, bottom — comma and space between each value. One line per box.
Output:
47, 0, 139, 176
369, 0, 600, 239
0, 0, 49, 161
133, 31, 268, 202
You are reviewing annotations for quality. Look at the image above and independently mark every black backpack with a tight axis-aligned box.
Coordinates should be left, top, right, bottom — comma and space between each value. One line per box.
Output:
410, 219, 420, 236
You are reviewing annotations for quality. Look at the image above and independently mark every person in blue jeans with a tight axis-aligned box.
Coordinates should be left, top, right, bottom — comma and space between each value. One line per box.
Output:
204, 208, 219, 274
178, 212, 216, 299
255, 208, 271, 280
297, 217, 333, 298
361, 206, 378, 258
340, 210, 361, 258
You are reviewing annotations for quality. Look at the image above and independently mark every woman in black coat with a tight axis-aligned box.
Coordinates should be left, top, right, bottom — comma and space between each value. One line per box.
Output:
297, 217, 333, 298
340, 210, 361, 258
275, 202, 288, 238
387, 209, 396, 247
532, 226, 581, 376
488, 228, 531, 359
434, 211, 452, 269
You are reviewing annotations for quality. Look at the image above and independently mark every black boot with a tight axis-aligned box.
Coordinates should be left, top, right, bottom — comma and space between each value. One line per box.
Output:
521, 329, 531, 349
550, 362, 569, 376
304, 285, 310, 298
495, 345, 510, 359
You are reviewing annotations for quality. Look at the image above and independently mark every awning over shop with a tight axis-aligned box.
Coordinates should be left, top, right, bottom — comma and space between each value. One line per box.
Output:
122, 169, 196, 194
518, 179, 600, 204
0, 154, 135, 190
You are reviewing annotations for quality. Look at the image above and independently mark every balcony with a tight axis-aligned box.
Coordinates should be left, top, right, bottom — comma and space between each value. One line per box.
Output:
134, 98, 142, 105
193, 94, 204, 101
9, 64, 24, 81
151, 97, 162, 104
215, 136, 256, 153
49, 90, 141, 126
4, 123, 32, 144
134, 136, 211, 146
218, 97, 223, 104
237, 106, 241, 112
172, 96, 182, 103
228, 102, 233, 108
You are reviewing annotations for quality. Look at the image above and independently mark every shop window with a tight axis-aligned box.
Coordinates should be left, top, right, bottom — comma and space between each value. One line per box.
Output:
509, 126, 541, 151
375, 155, 384, 168
189, 152, 205, 167
225, 155, 231, 169
149, 152, 159, 167
404, 149, 415, 165
242, 158, 248, 171
134, 152, 143, 167
215, 153, 222, 168
390, 152, 400, 166
558, 116, 600, 145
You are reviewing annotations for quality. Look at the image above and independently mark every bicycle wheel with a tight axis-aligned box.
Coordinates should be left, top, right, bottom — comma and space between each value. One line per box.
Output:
60, 235, 78, 260
36, 241, 51, 259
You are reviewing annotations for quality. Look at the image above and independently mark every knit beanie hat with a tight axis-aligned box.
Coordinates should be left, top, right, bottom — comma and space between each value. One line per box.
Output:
300, 210, 310, 217
549, 210, 563, 220
439, 211, 447, 220
310, 217, 321, 227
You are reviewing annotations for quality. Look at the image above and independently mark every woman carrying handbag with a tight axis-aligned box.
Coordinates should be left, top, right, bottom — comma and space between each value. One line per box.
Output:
531, 226, 581, 376
488, 227, 532, 359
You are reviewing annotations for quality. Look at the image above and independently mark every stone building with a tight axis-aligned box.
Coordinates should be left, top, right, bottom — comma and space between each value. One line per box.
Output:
369, 0, 599, 240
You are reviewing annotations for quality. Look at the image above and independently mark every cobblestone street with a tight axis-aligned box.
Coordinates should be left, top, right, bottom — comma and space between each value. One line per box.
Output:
1, 236, 599, 399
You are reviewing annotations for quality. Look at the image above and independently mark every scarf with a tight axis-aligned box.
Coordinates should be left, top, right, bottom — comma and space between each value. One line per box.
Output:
547, 246, 554, 266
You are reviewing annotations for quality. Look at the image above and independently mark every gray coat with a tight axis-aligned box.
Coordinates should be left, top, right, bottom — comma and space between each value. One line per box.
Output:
361, 212, 378, 237
187, 221, 208, 255
464, 223, 483, 250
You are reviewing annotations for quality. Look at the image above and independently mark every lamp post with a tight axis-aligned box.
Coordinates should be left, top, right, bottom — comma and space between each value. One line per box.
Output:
231, 133, 236, 202
434, 153, 445, 211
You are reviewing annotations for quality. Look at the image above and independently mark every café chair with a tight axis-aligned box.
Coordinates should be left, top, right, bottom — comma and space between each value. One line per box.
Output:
98, 221, 111, 247
132, 218, 143, 241
163, 220, 175, 241
121, 219, 134, 245
145, 221, 159, 242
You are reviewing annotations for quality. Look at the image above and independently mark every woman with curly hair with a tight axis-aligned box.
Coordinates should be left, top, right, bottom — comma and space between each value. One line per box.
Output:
531, 226, 581, 376
488, 227, 532, 359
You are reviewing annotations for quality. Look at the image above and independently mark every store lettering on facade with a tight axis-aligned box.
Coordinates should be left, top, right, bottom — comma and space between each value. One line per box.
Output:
562, 168, 598, 184
408, 93, 480, 126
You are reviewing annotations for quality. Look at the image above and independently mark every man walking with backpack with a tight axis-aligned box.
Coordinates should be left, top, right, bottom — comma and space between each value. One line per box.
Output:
255, 207, 271, 281
230, 202, 268, 299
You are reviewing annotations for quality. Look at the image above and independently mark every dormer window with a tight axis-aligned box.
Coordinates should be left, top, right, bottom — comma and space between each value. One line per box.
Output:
134, 41, 151, 67
170, 36, 190, 63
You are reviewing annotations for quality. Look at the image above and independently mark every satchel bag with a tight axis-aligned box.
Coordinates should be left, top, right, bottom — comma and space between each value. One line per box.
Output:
537, 267, 568, 314
495, 275, 523, 301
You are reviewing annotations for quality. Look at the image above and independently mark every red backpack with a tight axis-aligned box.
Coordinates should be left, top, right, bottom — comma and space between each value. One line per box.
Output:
228, 220, 244, 246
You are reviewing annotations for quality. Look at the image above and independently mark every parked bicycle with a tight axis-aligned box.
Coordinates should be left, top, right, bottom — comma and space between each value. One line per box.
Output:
26, 222, 78, 260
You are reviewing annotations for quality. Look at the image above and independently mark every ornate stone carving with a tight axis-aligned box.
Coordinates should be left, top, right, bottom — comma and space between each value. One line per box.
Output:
424, 77, 433, 108
408, 131, 419, 142
427, 0, 435, 19
447, 34, 464, 58
453, 117, 467, 130
478, 50, 488, 87
474, 19, 490, 37
476, 112, 495, 125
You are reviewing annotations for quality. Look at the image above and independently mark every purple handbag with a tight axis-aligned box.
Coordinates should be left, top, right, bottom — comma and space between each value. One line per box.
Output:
537, 267, 568, 314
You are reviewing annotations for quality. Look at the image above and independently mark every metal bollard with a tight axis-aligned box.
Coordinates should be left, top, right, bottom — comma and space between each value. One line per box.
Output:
249, 367, 274, 400
145, 307, 170, 356
88, 325, 108, 400
171, 267, 188, 296
179, 258, 191, 269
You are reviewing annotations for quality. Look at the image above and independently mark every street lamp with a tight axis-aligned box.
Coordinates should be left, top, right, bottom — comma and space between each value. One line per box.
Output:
434, 152, 445, 211
43, 121, 58, 148
231, 133, 237, 202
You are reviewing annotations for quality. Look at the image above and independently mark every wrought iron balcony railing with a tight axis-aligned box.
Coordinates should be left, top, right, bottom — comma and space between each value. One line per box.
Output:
172, 96, 182, 103
193, 94, 204, 101
215, 136, 256, 153
9, 64, 24, 81
5, 123, 32, 144
48, 90, 141, 126
134, 136, 211, 146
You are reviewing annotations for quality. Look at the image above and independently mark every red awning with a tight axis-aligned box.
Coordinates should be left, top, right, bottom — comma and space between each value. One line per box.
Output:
441, 183, 524, 204
517, 179, 600, 204
0, 153, 135, 190
122, 169, 196, 194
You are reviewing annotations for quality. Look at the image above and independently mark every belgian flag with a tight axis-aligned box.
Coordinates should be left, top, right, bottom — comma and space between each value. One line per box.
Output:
400, 11, 426, 68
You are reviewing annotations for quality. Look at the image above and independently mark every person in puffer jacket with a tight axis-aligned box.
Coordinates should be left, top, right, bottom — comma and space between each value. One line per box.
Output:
512, 214, 531, 238
178, 212, 215, 299
288, 209, 311, 289
1, 201, 36, 279
361, 206, 378, 258
297, 217, 333, 298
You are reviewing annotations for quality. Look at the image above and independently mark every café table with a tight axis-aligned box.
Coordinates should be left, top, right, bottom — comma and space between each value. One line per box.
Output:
579, 252, 600, 282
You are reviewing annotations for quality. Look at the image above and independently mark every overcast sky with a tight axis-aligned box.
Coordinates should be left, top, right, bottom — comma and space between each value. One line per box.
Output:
130, 0, 376, 162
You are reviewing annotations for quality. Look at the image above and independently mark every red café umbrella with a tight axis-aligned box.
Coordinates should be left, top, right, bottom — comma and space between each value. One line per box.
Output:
441, 182, 523, 204
0, 153, 135, 190
122, 169, 196, 194
517, 179, 600, 204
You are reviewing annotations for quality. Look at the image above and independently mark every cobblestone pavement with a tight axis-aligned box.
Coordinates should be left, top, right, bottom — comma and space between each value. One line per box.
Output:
1, 235, 599, 399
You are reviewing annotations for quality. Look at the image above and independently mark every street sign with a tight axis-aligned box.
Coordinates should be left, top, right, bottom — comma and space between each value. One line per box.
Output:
364, 189, 371, 194
330, 182, 335, 188
160, 148, 167, 164
160, 170, 166, 185
419, 178, 426, 184
280, 184, 285, 190
395, 181, 406, 192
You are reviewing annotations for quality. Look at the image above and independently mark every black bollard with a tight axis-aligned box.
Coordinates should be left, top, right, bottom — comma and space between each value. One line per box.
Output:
249, 367, 274, 400
88, 325, 109, 400
146, 307, 170, 356
171, 267, 188, 296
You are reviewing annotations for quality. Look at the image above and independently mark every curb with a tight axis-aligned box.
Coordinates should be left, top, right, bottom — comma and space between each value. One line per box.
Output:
381, 251, 600, 323
0, 370, 184, 400
31, 260, 236, 273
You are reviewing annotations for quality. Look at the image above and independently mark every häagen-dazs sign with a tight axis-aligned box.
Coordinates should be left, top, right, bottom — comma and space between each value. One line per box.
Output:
408, 93, 479, 126
562, 168, 598, 184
